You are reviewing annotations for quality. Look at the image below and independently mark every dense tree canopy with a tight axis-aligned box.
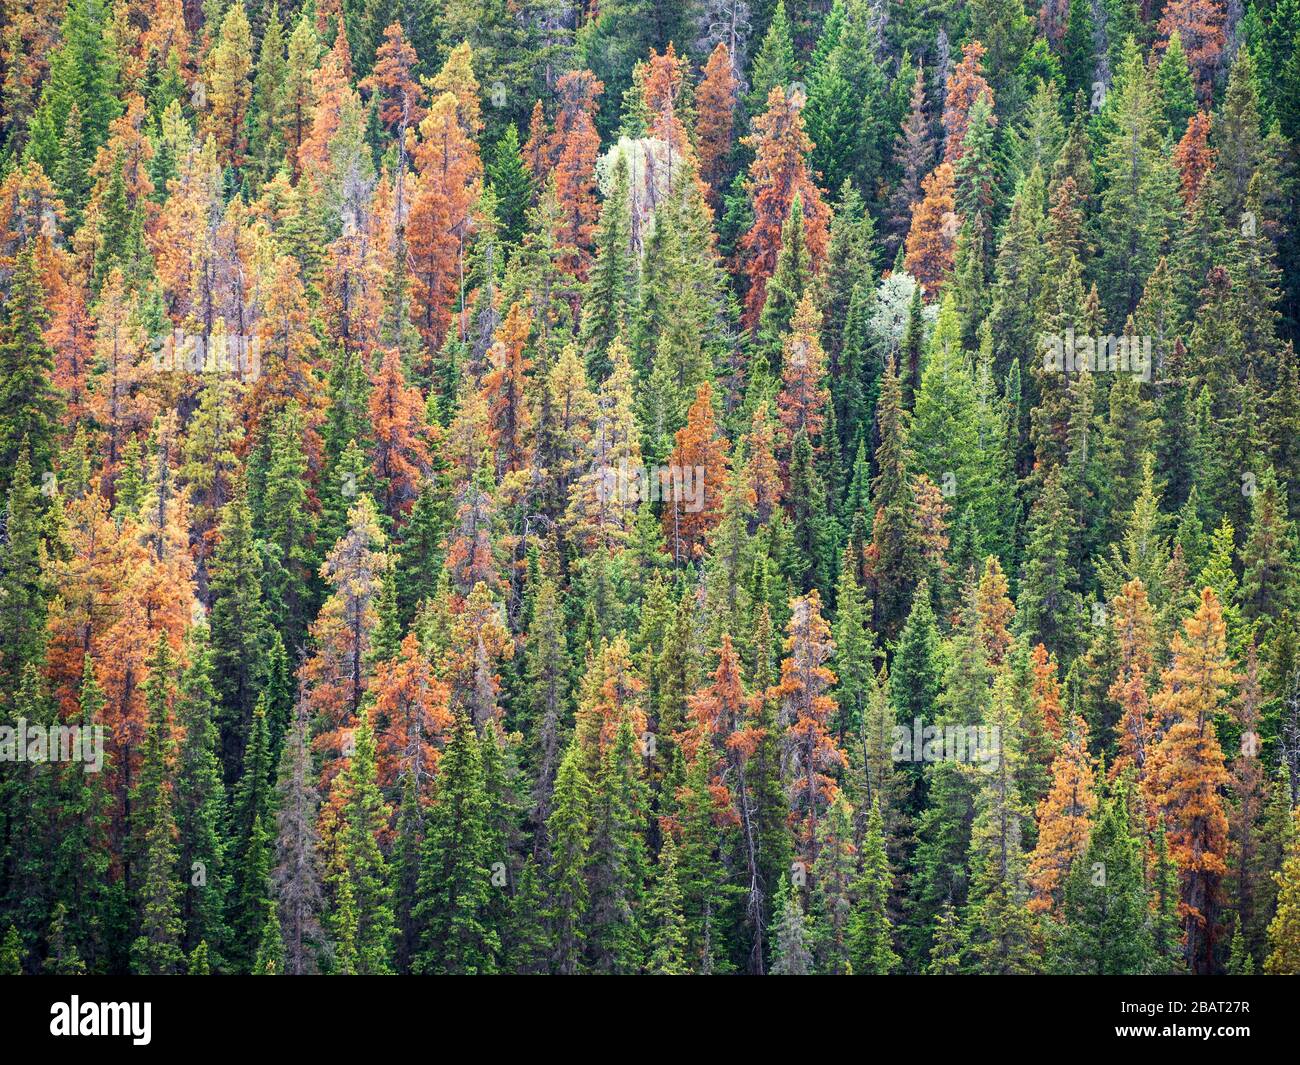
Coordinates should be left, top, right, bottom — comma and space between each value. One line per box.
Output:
0, 0, 1297, 978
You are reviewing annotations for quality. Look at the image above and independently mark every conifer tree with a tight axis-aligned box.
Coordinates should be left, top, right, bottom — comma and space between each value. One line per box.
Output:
768, 874, 813, 975
1265, 806, 1300, 974
546, 741, 592, 974
228, 704, 274, 971
740, 83, 830, 332
130, 636, 184, 975
0, 245, 60, 491
846, 797, 899, 973
415, 712, 499, 974
1051, 786, 1154, 974
647, 832, 690, 974
272, 691, 323, 975
1146, 589, 1235, 973
329, 707, 396, 974
587, 716, 649, 974
174, 629, 231, 963
0, 449, 48, 705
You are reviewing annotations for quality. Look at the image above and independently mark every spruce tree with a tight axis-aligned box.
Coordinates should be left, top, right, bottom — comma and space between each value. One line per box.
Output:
846, 797, 899, 973
415, 712, 499, 974
0, 246, 60, 493
130, 636, 185, 975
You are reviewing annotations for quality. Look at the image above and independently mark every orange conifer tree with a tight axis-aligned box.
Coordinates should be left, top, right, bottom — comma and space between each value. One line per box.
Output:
683, 633, 748, 821
1109, 579, 1157, 782
776, 292, 829, 455
1027, 714, 1097, 914
1145, 587, 1235, 972
1158, 1, 1227, 98
361, 23, 426, 135
774, 590, 844, 861
549, 70, 603, 282
1030, 643, 1065, 743
904, 162, 958, 297
695, 43, 739, 210
941, 41, 995, 163
662, 382, 729, 563
738, 85, 830, 331
407, 91, 481, 359
369, 347, 433, 520
1173, 112, 1214, 206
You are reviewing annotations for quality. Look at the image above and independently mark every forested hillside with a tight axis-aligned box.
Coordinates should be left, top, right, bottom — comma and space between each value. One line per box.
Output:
0, 0, 1298, 977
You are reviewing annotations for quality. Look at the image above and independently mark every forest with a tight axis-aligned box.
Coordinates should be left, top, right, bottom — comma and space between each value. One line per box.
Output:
0, 0, 1298, 978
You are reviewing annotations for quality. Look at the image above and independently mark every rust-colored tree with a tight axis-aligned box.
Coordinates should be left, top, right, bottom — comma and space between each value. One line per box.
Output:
1030, 643, 1064, 743
407, 91, 481, 360
549, 70, 603, 283
360, 23, 426, 135
481, 302, 534, 479
1173, 111, 1214, 206
1027, 714, 1097, 914
683, 633, 748, 823
738, 85, 830, 332
662, 382, 729, 564
904, 162, 958, 298
371, 631, 452, 806
1109, 578, 1157, 784
942, 41, 995, 164
368, 347, 433, 521
776, 292, 829, 456
1158, 0, 1226, 98
773, 590, 845, 862
1145, 588, 1235, 973
695, 43, 739, 211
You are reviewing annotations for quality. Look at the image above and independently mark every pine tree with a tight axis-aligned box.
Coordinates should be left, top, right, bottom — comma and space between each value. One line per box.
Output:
204, 2, 254, 171
776, 590, 845, 860
740, 83, 830, 332
646, 833, 690, 974
208, 490, 271, 782
0, 449, 48, 706
586, 716, 649, 973
174, 629, 231, 963
1265, 806, 1300, 974
1050, 786, 1154, 974
228, 703, 275, 970
272, 691, 323, 975
1017, 464, 1084, 662
415, 712, 500, 974
1146, 589, 1234, 973
546, 741, 592, 974
1095, 39, 1182, 321
962, 671, 1040, 975
580, 152, 634, 378
0, 245, 60, 492
768, 874, 813, 975
329, 706, 396, 973
130, 635, 184, 974
904, 163, 957, 298
846, 797, 899, 973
